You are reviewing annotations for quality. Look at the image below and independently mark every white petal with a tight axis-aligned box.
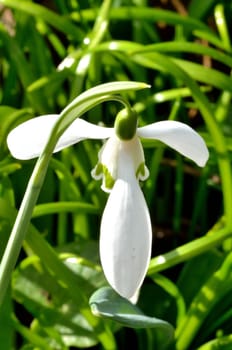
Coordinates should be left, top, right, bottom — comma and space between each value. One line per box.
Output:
137, 121, 209, 167
7, 115, 113, 160
58, 119, 113, 151
100, 176, 152, 300
7, 114, 60, 160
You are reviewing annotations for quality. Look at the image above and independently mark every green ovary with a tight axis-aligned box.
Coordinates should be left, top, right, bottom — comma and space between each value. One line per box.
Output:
114, 108, 137, 140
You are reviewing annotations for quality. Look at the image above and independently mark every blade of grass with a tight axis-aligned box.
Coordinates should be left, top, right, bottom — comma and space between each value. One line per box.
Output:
72, 6, 213, 34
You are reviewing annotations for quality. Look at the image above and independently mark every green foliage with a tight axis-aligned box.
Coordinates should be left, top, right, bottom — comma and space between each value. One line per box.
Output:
1, 0, 232, 349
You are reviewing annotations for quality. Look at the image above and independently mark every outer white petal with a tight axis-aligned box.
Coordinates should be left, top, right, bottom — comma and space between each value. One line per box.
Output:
100, 176, 152, 300
7, 115, 113, 160
137, 120, 209, 167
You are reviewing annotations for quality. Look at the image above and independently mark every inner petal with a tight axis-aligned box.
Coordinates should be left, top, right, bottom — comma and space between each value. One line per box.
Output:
92, 134, 149, 192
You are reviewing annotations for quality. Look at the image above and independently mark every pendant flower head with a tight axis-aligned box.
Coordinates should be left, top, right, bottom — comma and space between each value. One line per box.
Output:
7, 107, 209, 301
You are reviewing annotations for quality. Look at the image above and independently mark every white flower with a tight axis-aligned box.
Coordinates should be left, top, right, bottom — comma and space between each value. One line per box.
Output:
7, 112, 209, 301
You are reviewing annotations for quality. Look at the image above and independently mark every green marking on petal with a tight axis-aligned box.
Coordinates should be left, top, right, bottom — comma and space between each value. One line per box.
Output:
94, 163, 103, 177
92, 162, 115, 191
102, 165, 115, 190
136, 162, 146, 178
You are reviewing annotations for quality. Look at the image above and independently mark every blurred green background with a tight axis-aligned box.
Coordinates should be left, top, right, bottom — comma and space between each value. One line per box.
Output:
1, 1, 232, 349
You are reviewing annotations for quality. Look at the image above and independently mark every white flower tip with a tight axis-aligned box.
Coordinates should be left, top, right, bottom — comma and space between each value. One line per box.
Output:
196, 148, 209, 167
129, 289, 140, 304
191, 137, 209, 167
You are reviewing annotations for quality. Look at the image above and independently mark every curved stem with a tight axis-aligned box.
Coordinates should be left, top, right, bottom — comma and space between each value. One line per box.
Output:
0, 150, 53, 306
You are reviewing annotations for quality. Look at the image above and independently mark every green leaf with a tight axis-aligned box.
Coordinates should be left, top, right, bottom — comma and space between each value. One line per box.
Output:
132, 53, 232, 94
89, 287, 174, 348
76, 7, 212, 34
172, 58, 232, 93
130, 41, 232, 68
177, 250, 224, 307
12, 255, 102, 348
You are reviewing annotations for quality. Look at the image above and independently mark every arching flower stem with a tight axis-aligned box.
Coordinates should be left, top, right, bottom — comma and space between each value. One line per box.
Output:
0, 82, 146, 310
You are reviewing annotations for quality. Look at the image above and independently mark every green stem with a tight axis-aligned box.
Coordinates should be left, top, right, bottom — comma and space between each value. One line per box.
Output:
0, 150, 53, 307
88, 0, 112, 49
69, 0, 112, 99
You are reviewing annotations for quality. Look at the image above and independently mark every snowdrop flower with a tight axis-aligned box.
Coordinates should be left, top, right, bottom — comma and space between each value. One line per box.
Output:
7, 109, 209, 301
